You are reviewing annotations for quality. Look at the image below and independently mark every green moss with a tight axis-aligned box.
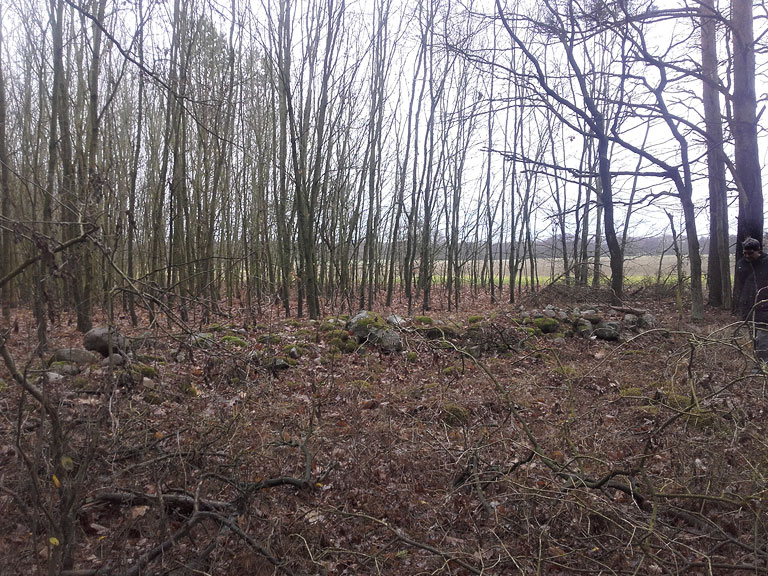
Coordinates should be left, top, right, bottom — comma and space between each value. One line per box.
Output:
442, 366, 457, 376
533, 317, 560, 334
422, 326, 460, 339
325, 329, 351, 342
135, 354, 166, 364
206, 323, 226, 333
619, 387, 644, 398
49, 361, 73, 370
636, 405, 660, 416
414, 315, 434, 325
257, 334, 282, 345
433, 340, 455, 350
320, 351, 342, 364
283, 344, 304, 357
685, 408, 715, 428
329, 337, 357, 353
193, 333, 214, 348
355, 314, 387, 330
406, 351, 418, 363
467, 315, 484, 324
554, 364, 578, 378
132, 363, 158, 380
666, 393, 692, 410
350, 379, 371, 389
222, 335, 248, 348
441, 403, 470, 426
320, 319, 341, 331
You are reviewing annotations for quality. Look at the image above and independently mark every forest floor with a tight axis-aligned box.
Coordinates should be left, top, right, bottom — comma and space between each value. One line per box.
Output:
1, 285, 767, 575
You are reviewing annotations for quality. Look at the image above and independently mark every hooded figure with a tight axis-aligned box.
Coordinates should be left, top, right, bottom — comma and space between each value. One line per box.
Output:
735, 237, 768, 369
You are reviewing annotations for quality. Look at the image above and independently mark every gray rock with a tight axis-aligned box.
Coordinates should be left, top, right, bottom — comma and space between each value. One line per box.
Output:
287, 346, 301, 359
347, 311, 403, 353
386, 314, 405, 327
580, 310, 603, 324
48, 363, 81, 376
84, 327, 130, 357
575, 318, 593, 337
639, 313, 656, 329
542, 309, 557, 318
190, 333, 214, 349
42, 372, 66, 384
49, 348, 101, 366
270, 358, 292, 371
533, 317, 560, 334
101, 354, 126, 367
141, 377, 158, 390
593, 321, 622, 341
623, 314, 639, 330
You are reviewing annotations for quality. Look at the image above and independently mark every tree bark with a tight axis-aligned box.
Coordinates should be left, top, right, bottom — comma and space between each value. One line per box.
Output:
701, 0, 731, 309
732, 0, 763, 304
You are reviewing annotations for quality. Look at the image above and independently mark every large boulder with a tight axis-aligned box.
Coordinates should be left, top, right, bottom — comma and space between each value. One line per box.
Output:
533, 317, 560, 334
638, 313, 656, 329
347, 311, 403, 353
84, 327, 130, 357
49, 348, 101, 366
593, 321, 622, 341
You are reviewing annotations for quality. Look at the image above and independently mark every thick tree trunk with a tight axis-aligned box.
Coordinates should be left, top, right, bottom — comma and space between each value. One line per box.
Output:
701, 0, 731, 308
732, 0, 763, 304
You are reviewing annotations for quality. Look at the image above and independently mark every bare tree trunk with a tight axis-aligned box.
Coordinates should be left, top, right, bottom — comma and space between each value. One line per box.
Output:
701, 0, 731, 309
732, 0, 763, 303
0, 5, 11, 320
126, 0, 145, 326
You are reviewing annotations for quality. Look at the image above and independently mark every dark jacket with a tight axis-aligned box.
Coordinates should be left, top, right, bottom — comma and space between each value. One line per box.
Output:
736, 252, 768, 323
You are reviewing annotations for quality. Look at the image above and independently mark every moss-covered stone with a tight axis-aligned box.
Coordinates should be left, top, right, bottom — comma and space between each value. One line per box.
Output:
353, 313, 388, 330
405, 351, 418, 363
467, 315, 484, 324
421, 325, 460, 339
284, 344, 304, 358
132, 363, 159, 380
325, 329, 351, 342
192, 333, 214, 348
441, 403, 470, 426
135, 353, 167, 364
414, 315, 434, 325
320, 319, 342, 331
329, 337, 357, 353
619, 386, 643, 398
221, 335, 248, 348
533, 317, 560, 334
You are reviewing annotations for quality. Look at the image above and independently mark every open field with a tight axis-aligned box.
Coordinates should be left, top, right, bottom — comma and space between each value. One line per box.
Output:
431, 254, 708, 285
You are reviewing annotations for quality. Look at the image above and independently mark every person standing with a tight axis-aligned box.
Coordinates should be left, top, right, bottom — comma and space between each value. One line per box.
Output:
735, 237, 768, 371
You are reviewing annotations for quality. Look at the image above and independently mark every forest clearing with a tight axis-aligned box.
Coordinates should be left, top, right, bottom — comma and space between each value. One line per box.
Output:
1, 286, 766, 575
